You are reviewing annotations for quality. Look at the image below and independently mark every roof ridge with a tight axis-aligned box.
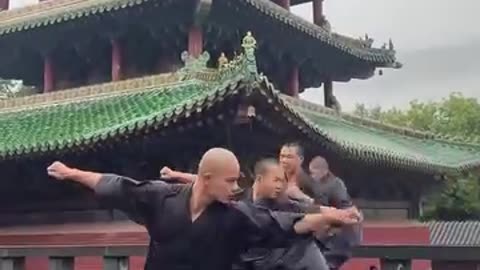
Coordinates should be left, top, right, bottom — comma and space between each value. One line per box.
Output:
0, 0, 81, 21
0, 72, 182, 114
240, 0, 399, 66
0, 0, 399, 68
0, 32, 260, 114
0, 0, 137, 32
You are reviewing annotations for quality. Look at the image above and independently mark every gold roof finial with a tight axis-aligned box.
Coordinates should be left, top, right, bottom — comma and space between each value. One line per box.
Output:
218, 52, 229, 69
242, 31, 257, 52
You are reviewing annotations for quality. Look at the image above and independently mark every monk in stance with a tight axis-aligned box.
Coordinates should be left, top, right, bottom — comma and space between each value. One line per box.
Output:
279, 141, 361, 270
161, 158, 360, 270
47, 148, 361, 270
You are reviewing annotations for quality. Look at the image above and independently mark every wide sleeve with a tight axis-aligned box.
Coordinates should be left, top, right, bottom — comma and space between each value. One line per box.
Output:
94, 174, 169, 225
286, 199, 320, 214
232, 201, 306, 249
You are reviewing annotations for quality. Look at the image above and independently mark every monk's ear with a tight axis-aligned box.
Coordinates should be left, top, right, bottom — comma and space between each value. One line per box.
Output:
255, 175, 263, 182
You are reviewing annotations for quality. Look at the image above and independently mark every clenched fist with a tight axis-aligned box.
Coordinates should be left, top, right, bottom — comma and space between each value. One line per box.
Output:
160, 166, 175, 180
47, 161, 73, 180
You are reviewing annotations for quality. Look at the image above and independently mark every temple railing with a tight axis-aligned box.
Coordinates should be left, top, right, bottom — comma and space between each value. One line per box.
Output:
0, 245, 413, 270
1, 244, 479, 270
0, 245, 147, 270
0, 245, 414, 270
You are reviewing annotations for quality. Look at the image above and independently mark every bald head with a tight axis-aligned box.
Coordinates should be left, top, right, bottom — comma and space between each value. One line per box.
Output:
198, 148, 240, 176
309, 156, 330, 181
310, 156, 329, 171
196, 148, 240, 203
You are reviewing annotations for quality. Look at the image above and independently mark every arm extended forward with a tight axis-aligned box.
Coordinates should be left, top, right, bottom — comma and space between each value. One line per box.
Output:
235, 201, 361, 248
293, 207, 361, 234
47, 161, 164, 224
47, 161, 102, 188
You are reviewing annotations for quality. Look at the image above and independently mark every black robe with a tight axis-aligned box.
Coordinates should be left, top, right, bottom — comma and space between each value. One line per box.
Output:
235, 188, 329, 270
298, 173, 362, 270
94, 174, 305, 270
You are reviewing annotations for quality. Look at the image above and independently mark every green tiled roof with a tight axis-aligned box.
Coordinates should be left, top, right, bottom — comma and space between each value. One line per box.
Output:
0, 49, 254, 159
0, 81, 214, 157
280, 96, 480, 173
0, 41, 477, 174
0, 0, 397, 68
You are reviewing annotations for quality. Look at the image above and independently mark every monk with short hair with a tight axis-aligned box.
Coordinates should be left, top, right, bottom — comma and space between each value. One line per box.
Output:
47, 148, 361, 270
162, 157, 360, 270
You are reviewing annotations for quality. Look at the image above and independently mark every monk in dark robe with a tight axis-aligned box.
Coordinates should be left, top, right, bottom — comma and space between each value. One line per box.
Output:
307, 156, 362, 270
161, 158, 360, 270
47, 148, 361, 270
234, 158, 330, 270
279, 142, 362, 270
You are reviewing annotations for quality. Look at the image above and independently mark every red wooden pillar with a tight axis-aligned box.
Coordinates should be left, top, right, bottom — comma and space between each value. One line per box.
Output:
324, 80, 333, 107
111, 39, 123, 81
0, 0, 8, 10
43, 55, 55, 93
188, 26, 203, 58
129, 256, 146, 270
313, 0, 325, 26
25, 257, 48, 270
274, 0, 290, 10
74, 256, 102, 270
287, 65, 299, 97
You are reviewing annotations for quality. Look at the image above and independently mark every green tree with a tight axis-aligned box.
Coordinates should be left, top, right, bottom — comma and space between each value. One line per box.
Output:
353, 93, 480, 220
354, 92, 480, 139
422, 174, 480, 221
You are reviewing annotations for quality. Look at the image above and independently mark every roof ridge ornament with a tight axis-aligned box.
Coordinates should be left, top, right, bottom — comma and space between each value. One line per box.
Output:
241, 31, 258, 76
178, 51, 211, 80
218, 52, 229, 70
178, 31, 259, 82
0, 78, 36, 99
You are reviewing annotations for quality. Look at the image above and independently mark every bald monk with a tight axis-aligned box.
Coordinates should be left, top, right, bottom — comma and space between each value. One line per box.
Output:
161, 158, 360, 270
307, 156, 362, 270
47, 148, 361, 270
307, 156, 351, 208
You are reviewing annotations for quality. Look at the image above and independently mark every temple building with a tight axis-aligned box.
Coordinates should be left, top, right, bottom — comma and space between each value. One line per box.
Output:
0, 1, 478, 270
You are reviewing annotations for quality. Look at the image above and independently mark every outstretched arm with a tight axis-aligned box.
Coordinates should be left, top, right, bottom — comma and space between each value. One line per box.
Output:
47, 161, 102, 189
47, 161, 167, 225
160, 166, 197, 183
293, 207, 361, 234
235, 201, 361, 249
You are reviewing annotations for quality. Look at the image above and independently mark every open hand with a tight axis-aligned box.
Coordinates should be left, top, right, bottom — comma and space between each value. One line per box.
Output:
47, 161, 73, 180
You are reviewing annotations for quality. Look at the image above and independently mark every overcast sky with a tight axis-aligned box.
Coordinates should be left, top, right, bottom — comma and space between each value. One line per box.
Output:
293, 0, 480, 111
8, 0, 480, 111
